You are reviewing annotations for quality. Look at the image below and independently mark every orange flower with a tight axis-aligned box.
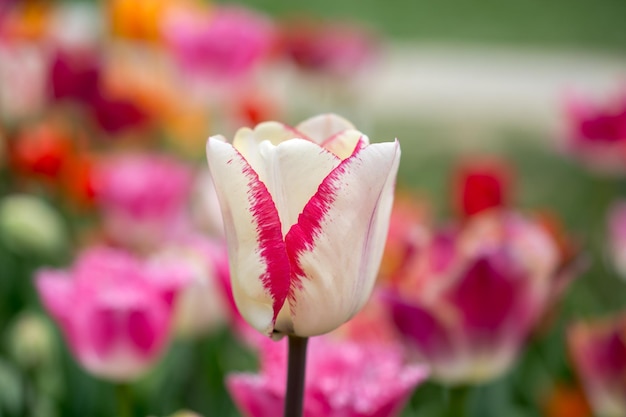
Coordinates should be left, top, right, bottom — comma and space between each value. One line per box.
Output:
1, 0, 51, 40
543, 383, 592, 417
107, 0, 204, 43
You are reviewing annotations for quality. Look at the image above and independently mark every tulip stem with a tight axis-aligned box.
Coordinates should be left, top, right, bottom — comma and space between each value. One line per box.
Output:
446, 385, 471, 417
284, 335, 309, 417
115, 383, 133, 417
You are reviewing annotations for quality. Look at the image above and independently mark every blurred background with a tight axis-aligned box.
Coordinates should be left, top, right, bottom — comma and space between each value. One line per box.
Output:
0, 0, 625, 416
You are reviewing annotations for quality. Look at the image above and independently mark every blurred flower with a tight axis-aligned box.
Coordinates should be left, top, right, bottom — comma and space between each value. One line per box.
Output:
93, 153, 193, 252
9, 120, 73, 181
227, 336, 428, 417
279, 19, 378, 78
608, 201, 626, 280
0, 41, 47, 120
107, 0, 197, 43
48, 48, 150, 135
153, 235, 231, 338
568, 312, 626, 417
543, 382, 592, 417
206, 114, 400, 338
379, 192, 430, 283
234, 90, 280, 128
0, 194, 68, 255
60, 151, 97, 209
452, 156, 513, 218
7, 311, 55, 370
163, 6, 274, 83
46, 2, 103, 50
36, 246, 191, 381
49, 48, 100, 103
89, 92, 149, 135
190, 168, 224, 238
0, 0, 51, 40
563, 90, 626, 175
385, 210, 577, 384
331, 290, 402, 345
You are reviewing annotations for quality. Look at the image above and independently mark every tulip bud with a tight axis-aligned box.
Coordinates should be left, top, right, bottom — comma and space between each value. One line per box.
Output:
0, 194, 68, 256
7, 312, 55, 370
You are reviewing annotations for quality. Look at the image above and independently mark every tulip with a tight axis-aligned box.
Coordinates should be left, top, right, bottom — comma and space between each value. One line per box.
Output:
7, 311, 55, 371
205, 113, 400, 339
9, 120, 73, 181
563, 90, 626, 175
379, 192, 430, 283
163, 6, 274, 83
190, 168, 225, 238
153, 234, 232, 338
36, 246, 191, 381
49, 48, 100, 103
385, 210, 576, 384
568, 312, 626, 417
93, 153, 193, 252
0, 194, 68, 256
0, 41, 46, 120
452, 156, 513, 218
227, 336, 428, 417
279, 19, 378, 78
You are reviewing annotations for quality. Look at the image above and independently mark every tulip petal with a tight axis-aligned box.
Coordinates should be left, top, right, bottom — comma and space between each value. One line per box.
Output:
321, 129, 369, 160
36, 270, 75, 320
386, 294, 452, 361
127, 309, 158, 355
252, 139, 341, 236
296, 113, 355, 144
227, 374, 284, 417
206, 138, 291, 336
283, 140, 400, 336
233, 122, 309, 165
89, 307, 119, 358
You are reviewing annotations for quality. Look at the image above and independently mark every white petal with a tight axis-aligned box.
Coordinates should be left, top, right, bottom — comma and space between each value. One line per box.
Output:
296, 114, 355, 144
284, 141, 401, 336
322, 129, 369, 160
206, 138, 291, 336
255, 139, 341, 237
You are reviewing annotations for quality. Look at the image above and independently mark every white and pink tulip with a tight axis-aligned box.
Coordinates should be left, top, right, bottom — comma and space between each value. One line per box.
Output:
205, 113, 400, 339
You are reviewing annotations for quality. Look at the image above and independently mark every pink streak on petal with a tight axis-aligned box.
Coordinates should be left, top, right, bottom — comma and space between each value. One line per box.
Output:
240, 155, 291, 323
285, 141, 366, 289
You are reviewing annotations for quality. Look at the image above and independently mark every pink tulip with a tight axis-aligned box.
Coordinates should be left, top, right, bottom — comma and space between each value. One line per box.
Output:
153, 234, 233, 338
93, 153, 193, 251
227, 336, 428, 417
563, 90, 626, 174
163, 6, 274, 83
206, 114, 400, 339
36, 246, 191, 381
385, 210, 577, 384
568, 312, 626, 417
279, 20, 378, 78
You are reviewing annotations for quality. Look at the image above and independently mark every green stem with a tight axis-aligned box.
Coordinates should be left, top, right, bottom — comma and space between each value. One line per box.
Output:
115, 383, 133, 417
445, 385, 470, 417
283, 336, 309, 417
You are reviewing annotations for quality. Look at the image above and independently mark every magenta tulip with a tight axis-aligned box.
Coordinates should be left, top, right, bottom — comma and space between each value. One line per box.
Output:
36, 246, 190, 380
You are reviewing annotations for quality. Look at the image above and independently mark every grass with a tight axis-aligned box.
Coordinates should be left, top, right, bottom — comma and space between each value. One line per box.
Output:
222, 0, 626, 52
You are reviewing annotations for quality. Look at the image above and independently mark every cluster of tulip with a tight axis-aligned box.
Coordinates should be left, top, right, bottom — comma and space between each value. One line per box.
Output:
1, 1, 626, 417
